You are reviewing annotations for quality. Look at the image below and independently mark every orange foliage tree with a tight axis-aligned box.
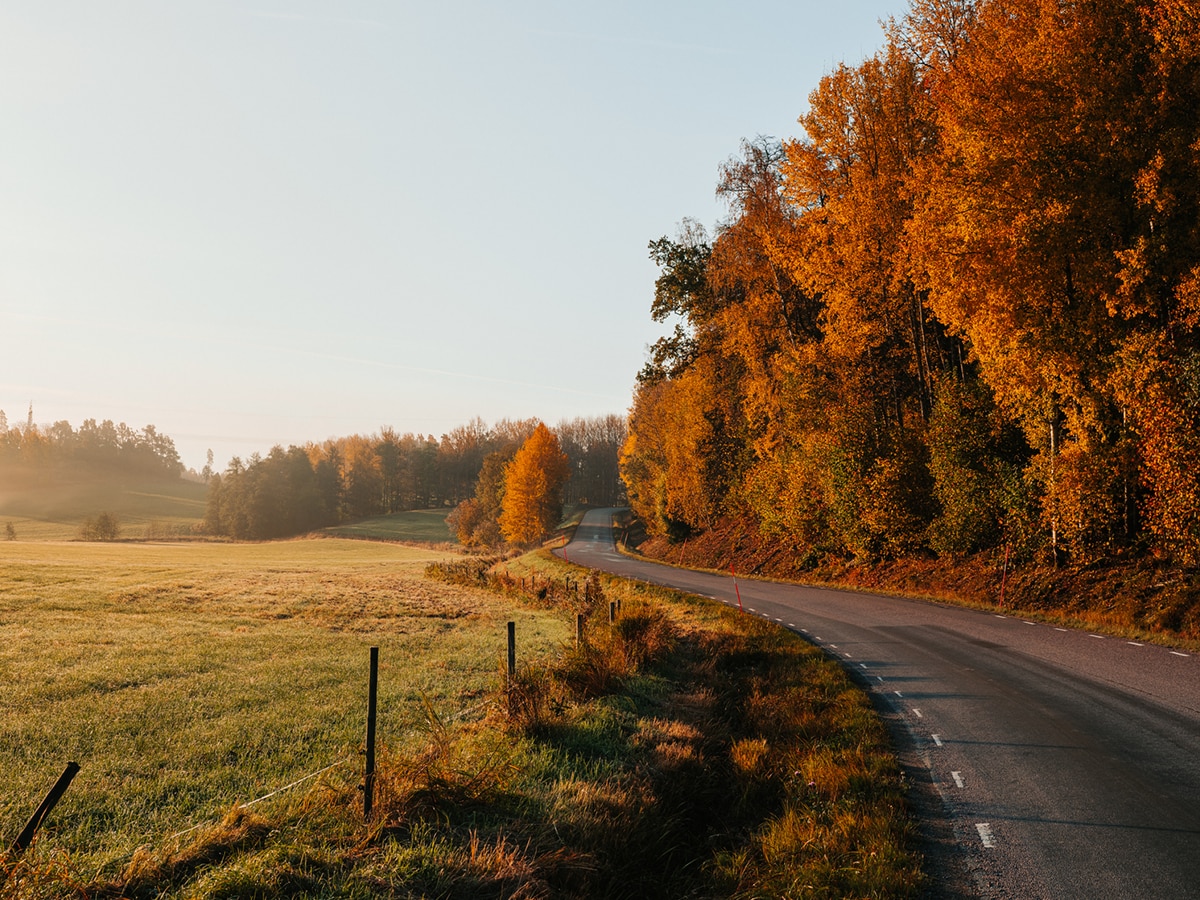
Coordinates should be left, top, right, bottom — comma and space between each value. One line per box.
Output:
499, 423, 570, 545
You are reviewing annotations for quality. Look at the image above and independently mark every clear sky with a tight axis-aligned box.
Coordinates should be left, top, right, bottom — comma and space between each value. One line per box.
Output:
2, 0, 903, 472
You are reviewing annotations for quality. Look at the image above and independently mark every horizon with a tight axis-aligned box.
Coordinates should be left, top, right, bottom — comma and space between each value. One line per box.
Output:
1, 0, 902, 471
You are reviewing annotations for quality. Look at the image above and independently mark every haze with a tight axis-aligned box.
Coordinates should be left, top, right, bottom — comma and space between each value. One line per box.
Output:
1, 0, 900, 472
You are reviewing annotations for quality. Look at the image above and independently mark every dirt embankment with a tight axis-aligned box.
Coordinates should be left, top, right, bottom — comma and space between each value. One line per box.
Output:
629, 517, 1200, 645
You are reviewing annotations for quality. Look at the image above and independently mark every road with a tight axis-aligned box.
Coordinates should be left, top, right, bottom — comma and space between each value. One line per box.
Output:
556, 509, 1200, 899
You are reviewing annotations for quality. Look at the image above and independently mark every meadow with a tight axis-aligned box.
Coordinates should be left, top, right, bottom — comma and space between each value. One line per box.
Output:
0, 474, 207, 541
2, 537, 922, 898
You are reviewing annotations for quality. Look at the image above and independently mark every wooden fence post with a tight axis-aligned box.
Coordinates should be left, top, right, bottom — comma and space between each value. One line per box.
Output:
609, 600, 617, 623
507, 621, 516, 682
12, 762, 80, 853
576, 613, 585, 646
364, 647, 378, 821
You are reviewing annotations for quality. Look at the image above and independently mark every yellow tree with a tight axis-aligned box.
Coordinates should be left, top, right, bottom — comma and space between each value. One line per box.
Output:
499, 423, 569, 545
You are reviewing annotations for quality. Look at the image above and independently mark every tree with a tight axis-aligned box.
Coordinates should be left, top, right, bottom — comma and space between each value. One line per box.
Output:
499, 423, 569, 545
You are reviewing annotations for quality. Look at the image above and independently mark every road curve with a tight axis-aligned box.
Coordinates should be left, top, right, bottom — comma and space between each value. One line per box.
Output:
556, 508, 1200, 899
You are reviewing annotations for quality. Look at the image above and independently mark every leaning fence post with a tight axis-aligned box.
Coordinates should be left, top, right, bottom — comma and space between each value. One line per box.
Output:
12, 762, 80, 853
364, 647, 378, 821
507, 621, 516, 682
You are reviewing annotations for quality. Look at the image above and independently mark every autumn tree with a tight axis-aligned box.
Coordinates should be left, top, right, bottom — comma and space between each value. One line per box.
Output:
499, 422, 569, 545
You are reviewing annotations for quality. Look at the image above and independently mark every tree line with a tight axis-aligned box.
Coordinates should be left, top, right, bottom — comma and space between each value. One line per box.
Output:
0, 408, 183, 482
204, 415, 625, 541
621, 0, 1200, 565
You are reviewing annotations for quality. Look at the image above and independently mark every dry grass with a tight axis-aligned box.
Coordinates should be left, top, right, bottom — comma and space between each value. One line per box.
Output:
3, 541, 922, 899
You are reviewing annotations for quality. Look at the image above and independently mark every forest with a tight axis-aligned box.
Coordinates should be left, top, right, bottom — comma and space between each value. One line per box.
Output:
203, 415, 625, 541
620, 0, 1200, 567
0, 408, 183, 482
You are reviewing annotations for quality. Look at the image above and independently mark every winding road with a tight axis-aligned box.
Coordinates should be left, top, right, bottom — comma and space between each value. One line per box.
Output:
556, 508, 1200, 899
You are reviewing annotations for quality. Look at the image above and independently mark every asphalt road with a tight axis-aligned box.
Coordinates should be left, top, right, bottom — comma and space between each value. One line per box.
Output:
556, 508, 1200, 899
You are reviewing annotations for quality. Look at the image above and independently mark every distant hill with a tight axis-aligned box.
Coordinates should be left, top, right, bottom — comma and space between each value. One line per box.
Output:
0, 468, 207, 540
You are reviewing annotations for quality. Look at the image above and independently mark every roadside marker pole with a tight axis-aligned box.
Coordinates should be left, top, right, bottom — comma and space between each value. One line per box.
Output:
507, 622, 516, 682
731, 563, 744, 612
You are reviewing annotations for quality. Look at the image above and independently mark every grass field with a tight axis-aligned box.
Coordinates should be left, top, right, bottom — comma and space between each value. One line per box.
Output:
319, 509, 454, 544
0, 539, 567, 892
0, 474, 207, 541
2, 539, 921, 898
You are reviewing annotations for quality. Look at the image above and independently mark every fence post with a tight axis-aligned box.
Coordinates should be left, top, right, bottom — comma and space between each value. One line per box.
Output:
609, 600, 617, 624
12, 762, 80, 853
576, 613, 585, 646
364, 647, 378, 822
507, 621, 516, 682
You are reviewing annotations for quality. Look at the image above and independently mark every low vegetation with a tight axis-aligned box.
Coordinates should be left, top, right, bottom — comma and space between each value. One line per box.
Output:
2, 538, 922, 898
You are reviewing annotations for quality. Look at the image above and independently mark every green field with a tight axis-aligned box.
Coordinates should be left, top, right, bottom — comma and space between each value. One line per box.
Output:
0, 474, 207, 541
2, 538, 921, 898
0, 539, 567, 888
320, 509, 454, 543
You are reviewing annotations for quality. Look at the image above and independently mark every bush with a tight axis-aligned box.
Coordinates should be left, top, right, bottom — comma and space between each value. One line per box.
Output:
79, 511, 120, 541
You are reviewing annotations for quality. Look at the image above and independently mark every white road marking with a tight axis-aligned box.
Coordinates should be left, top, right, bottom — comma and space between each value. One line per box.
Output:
952, 771, 965, 788
1127, 642, 1144, 647
859, 662, 869, 669
801, 628, 809, 633
995, 615, 1008, 619
774, 617, 782, 623
913, 708, 923, 718
877, 676, 885, 684
1171, 651, 1190, 657
976, 823, 996, 848
1089, 634, 1106, 640
1055, 628, 1068, 632
747, 607, 757, 612
844, 652, 853, 658
894, 691, 903, 697
1023, 621, 1037, 626
932, 734, 943, 747
788, 623, 796, 628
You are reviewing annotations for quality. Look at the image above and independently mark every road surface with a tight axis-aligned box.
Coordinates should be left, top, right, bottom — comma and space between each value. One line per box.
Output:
556, 509, 1200, 899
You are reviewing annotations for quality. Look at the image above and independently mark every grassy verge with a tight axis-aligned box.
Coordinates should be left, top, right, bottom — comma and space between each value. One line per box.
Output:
2, 542, 922, 898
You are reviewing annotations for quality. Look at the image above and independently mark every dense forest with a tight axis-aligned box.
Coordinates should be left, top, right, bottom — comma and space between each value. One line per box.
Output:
0, 407, 183, 482
204, 415, 625, 540
621, 0, 1200, 566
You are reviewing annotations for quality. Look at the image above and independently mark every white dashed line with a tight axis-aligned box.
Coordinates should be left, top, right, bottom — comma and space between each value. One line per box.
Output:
1171, 651, 1190, 657
859, 662, 869, 669
801, 628, 809, 633
1023, 621, 1037, 626
894, 691, 903, 697
1055, 627, 1068, 632
1127, 642, 1144, 647
995, 615, 1008, 619
951, 772, 965, 788
844, 652, 853, 658
747, 608, 757, 613
913, 708, 923, 718
1089, 634, 1106, 640
876, 676, 885, 684
932, 734, 943, 747
788, 623, 796, 628
976, 823, 996, 848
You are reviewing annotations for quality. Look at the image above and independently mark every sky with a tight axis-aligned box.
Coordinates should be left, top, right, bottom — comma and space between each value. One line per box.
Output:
1, 0, 904, 472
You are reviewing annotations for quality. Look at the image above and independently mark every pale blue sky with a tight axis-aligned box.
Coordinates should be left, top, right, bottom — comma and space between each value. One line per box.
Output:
2, 0, 902, 471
